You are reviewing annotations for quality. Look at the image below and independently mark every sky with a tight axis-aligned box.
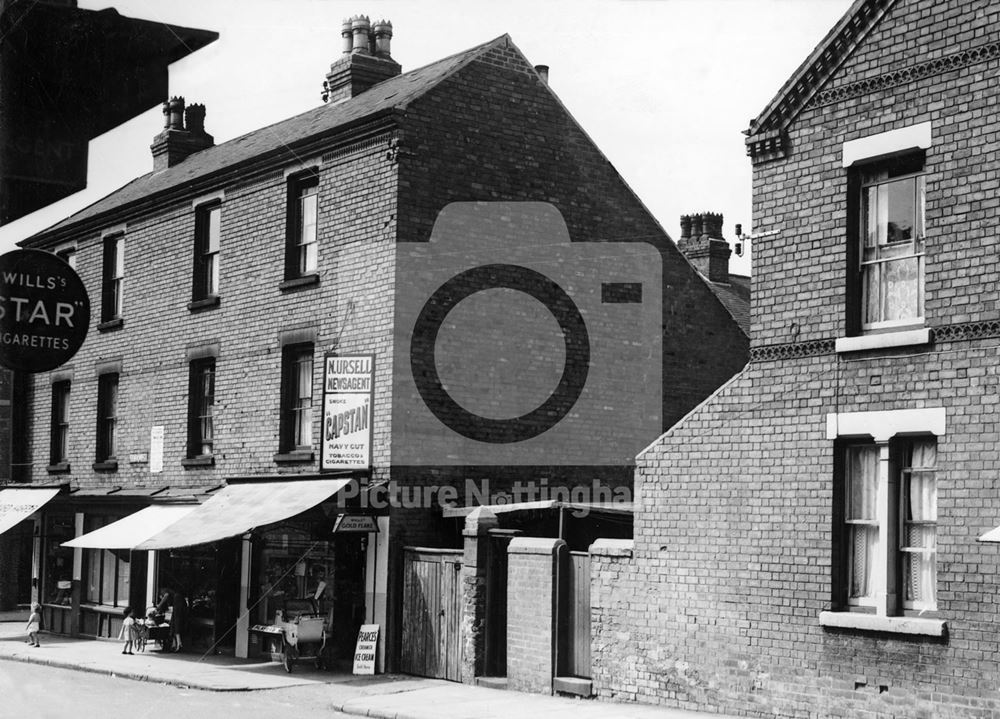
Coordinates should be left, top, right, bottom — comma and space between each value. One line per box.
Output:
1, 0, 855, 276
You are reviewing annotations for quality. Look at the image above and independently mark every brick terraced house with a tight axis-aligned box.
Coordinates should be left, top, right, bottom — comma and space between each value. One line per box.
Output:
588, 1, 1000, 717
8, 18, 747, 676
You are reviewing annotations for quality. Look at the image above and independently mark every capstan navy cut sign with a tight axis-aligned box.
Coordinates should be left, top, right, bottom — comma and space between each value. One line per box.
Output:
0, 249, 90, 373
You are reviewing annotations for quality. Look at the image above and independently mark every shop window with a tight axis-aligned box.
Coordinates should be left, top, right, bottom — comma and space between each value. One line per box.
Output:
849, 155, 926, 333
43, 513, 74, 606
186, 359, 216, 463
100, 234, 124, 327
283, 173, 319, 285
49, 381, 70, 469
191, 202, 221, 308
83, 516, 129, 607
838, 436, 937, 613
95, 373, 119, 468
278, 343, 314, 458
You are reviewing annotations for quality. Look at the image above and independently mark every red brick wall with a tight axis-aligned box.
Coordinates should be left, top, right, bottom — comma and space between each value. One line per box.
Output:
398, 39, 748, 432
594, 1, 1000, 717
24, 137, 399, 491
506, 537, 564, 693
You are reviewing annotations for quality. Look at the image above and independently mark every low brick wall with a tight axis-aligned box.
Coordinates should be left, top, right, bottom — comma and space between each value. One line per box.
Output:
589, 539, 640, 702
507, 537, 564, 694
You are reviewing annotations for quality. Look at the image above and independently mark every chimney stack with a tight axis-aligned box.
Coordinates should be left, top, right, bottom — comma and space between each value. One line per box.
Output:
534, 65, 549, 84
149, 97, 214, 171
322, 15, 402, 103
678, 211, 733, 283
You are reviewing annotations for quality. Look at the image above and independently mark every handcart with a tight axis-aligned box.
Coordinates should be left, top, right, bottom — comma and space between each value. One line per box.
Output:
251, 600, 330, 673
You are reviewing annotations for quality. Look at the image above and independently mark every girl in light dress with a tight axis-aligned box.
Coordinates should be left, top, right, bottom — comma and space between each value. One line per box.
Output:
24, 603, 41, 647
118, 606, 138, 655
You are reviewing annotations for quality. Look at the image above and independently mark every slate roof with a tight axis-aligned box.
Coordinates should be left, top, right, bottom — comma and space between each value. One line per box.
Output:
32, 35, 510, 241
706, 274, 750, 338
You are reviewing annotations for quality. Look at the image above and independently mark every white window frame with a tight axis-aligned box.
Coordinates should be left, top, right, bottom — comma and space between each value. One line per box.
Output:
820, 408, 947, 637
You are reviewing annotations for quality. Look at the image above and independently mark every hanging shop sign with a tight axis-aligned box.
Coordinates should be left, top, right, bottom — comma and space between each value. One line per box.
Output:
321, 354, 375, 471
0, 249, 89, 372
333, 514, 378, 533
353, 624, 379, 675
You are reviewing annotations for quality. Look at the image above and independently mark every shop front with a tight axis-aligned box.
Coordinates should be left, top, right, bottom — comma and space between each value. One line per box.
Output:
45, 476, 383, 665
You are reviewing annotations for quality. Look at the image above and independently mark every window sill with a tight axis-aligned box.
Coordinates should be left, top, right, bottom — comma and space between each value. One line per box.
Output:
188, 295, 221, 312
819, 611, 946, 637
47, 462, 70, 474
181, 456, 215, 469
92, 460, 118, 472
279, 274, 320, 292
97, 318, 124, 332
835, 328, 931, 354
273, 450, 315, 464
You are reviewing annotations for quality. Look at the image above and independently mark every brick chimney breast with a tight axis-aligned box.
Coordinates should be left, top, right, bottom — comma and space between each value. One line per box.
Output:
322, 14, 402, 103
677, 211, 733, 283
150, 97, 215, 171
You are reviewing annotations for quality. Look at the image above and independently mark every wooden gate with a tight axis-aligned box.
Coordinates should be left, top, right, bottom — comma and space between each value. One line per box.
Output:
401, 547, 463, 681
562, 551, 591, 678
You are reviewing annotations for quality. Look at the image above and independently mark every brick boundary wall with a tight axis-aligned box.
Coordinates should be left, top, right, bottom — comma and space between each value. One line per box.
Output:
589, 539, 640, 703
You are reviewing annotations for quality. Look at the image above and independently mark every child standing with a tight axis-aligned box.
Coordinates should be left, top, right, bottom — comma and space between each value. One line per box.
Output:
118, 607, 136, 655
24, 603, 41, 647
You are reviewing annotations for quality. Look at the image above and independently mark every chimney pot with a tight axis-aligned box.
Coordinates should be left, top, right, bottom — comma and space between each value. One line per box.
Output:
351, 15, 371, 54
341, 18, 354, 54
167, 96, 185, 130
150, 98, 213, 171
373, 19, 393, 57
185, 103, 206, 134
680, 214, 692, 240
323, 14, 401, 103
690, 214, 704, 238
534, 65, 549, 84
678, 210, 732, 283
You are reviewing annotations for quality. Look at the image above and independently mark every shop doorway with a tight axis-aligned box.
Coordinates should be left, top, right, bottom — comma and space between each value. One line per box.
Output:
400, 547, 463, 682
250, 523, 367, 666
159, 538, 240, 654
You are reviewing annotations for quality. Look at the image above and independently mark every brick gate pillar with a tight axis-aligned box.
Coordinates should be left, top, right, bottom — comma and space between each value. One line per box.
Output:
507, 536, 566, 694
461, 507, 498, 684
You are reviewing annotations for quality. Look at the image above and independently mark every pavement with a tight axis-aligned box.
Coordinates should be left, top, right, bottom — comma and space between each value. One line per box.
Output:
0, 619, 740, 719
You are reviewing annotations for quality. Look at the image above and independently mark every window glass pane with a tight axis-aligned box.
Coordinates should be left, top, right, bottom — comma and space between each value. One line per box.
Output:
209, 255, 219, 295
850, 525, 877, 599
881, 256, 921, 321
300, 193, 317, 242
116, 552, 130, 607
114, 238, 125, 277
101, 549, 115, 604
884, 178, 916, 243
297, 355, 312, 400
207, 207, 220, 253
86, 548, 101, 603
846, 445, 878, 602
301, 242, 317, 274
902, 438, 936, 608
847, 446, 877, 520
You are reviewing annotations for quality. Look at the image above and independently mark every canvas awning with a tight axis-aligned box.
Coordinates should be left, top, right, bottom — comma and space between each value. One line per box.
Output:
62, 504, 198, 549
0, 488, 60, 535
133, 478, 352, 550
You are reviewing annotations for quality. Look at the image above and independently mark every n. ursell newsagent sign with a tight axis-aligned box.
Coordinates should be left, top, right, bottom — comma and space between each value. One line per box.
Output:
0, 249, 89, 373
321, 354, 374, 471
